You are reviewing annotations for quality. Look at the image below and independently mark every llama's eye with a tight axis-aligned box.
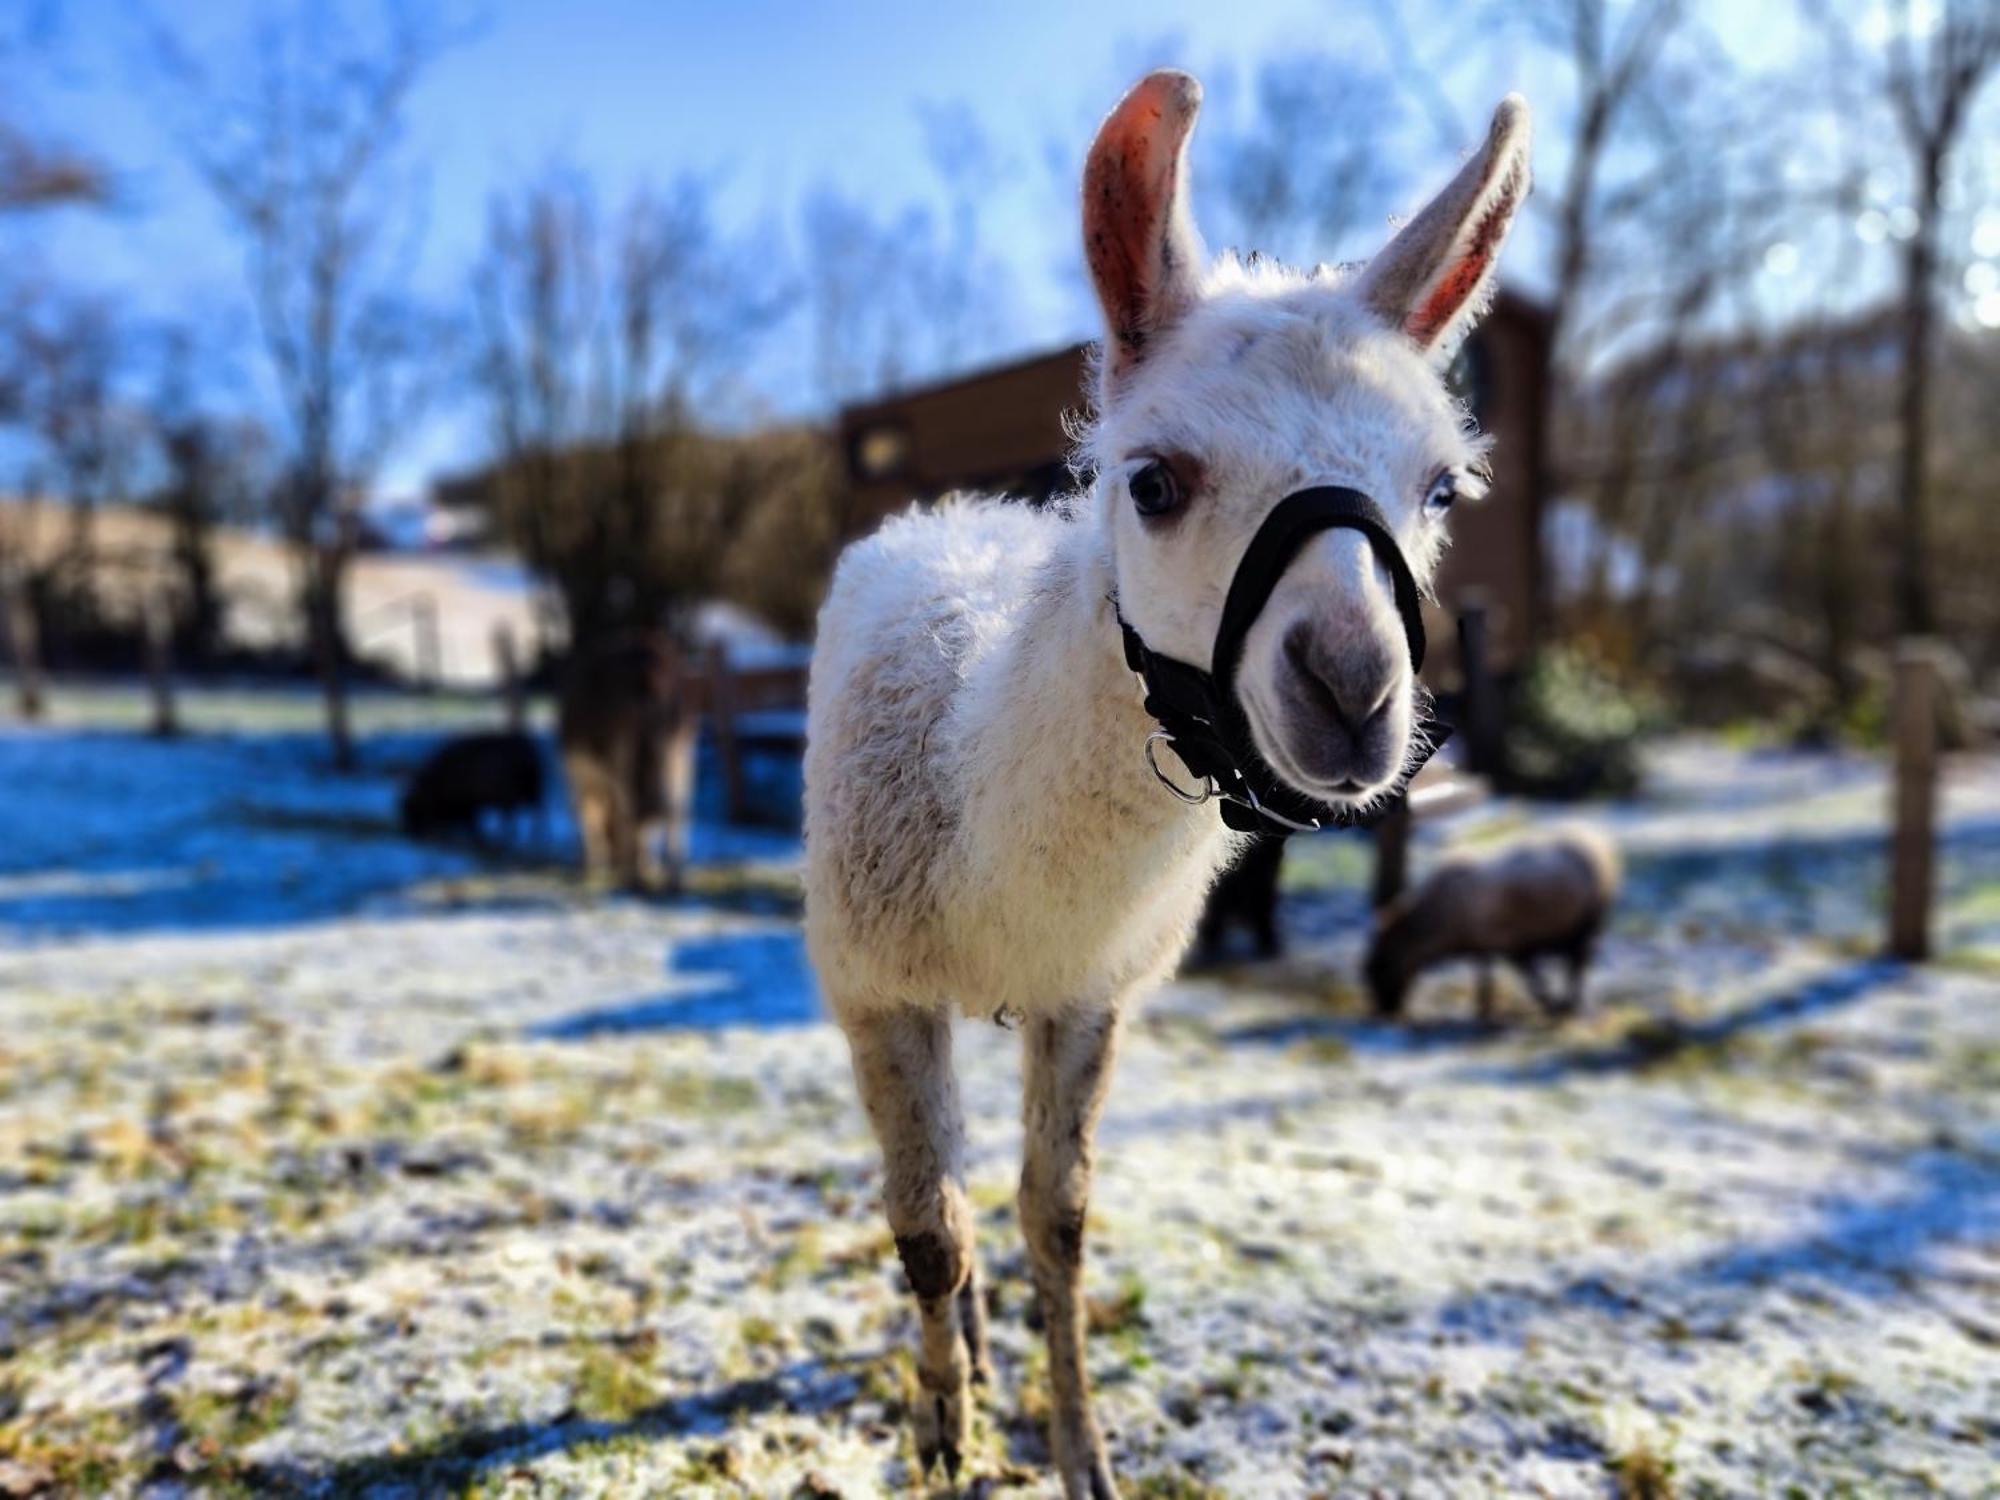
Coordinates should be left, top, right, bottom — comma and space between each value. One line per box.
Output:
1425, 469, 1484, 514
1128, 460, 1180, 518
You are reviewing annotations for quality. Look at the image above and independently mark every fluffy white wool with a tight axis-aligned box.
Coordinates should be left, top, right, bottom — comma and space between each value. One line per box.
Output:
804, 267, 1489, 1025
805, 87, 1530, 1029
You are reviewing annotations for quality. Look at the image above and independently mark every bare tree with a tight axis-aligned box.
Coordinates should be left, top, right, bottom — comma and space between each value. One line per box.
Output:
1372, 0, 1709, 651
473, 167, 778, 650
7, 295, 127, 634
1205, 54, 1410, 268
0, 3, 105, 213
146, 330, 272, 664
1804, 0, 2000, 636
0, 121, 105, 212
915, 101, 1013, 375
144, 0, 454, 766
802, 105, 1017, 409
715, 426, 843, 638
800, 187, 927, 406
1528, 0, 1689, 369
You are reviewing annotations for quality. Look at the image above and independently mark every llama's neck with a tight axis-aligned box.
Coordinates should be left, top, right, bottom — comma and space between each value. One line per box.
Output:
950, 508, 1231, 906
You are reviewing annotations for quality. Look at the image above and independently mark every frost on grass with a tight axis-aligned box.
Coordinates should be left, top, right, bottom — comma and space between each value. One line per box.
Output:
2, 696, 1998, 1496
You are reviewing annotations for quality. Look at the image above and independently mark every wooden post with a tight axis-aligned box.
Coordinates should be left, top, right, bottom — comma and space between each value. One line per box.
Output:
2, 572, 45, 720
144, 595, 178, 738
707, 640, 744, 825
310, 548, 353, 770
1456, 593, 1500, 778
493, 622, 525, 733
1372, 798, 1412, 910
1888, 638, 1942, 961
413, 594, 441, 692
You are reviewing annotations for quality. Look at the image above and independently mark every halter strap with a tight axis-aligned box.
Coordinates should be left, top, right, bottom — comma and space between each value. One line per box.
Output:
1116, 485, 1443, 835
1213, 487, 1427, 690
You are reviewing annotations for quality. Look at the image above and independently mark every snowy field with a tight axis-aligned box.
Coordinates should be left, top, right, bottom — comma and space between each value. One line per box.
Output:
1, 686, 1997, 1498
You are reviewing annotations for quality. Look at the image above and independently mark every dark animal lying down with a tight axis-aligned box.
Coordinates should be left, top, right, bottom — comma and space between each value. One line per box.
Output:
399, 732, 545, 841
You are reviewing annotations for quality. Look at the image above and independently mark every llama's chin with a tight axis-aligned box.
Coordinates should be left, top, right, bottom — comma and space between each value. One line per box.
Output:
1243, 692, 1411, 811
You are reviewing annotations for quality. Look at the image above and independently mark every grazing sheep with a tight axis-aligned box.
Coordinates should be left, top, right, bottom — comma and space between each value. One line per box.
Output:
1365, 826, 1620, 1021
806, 67, 1531, 1495
399, 731, 545, 843
558, 631, 699, 891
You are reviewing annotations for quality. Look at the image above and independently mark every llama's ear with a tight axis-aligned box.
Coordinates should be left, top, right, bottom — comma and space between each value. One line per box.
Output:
1083, 69, 1205, 387
1357, 95, 1530, 361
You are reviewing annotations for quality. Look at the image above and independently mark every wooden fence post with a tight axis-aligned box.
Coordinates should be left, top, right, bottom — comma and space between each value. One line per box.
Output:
1888, 638, 1942, 961
144, 595, 178, 738
310, 549, 354, 770
493, 622, 525, 733
707, 640, 745, 825
1372, 798, 1412, 911
413, 594, 441, 692
1456, 593, 1500, 777
2, 572, 45, 719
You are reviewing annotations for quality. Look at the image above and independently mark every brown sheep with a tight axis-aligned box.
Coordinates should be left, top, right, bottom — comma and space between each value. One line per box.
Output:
557, 631, 702, 891
1365, 825, 1620, 1021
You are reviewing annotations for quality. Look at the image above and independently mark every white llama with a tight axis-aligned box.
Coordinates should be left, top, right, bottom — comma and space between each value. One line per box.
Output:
804, 69, 1530, 1496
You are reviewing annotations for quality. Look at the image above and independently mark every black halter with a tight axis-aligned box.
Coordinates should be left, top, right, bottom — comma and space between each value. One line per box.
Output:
1115, 485, 1447, 835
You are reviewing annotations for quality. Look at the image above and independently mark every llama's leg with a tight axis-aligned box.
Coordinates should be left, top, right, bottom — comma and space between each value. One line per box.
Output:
1020, 1003, 1122, 1500
1476, 958, 1496, 1024
958, 1260, 993, 1386
660, 719, 696, 894
844, 1005, 978, 1479
605, 745, 646, 889
564, 756, 611, 879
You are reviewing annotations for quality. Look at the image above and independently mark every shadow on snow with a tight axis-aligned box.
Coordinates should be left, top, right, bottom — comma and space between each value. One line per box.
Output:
0, 724, 798, 943
530, 929, 822, 1036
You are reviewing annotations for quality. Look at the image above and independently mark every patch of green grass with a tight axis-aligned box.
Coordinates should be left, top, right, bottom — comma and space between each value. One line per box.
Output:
1291, 1035, 1353, 1065
1087, 1272, 1148, 1337
0, 1409, 134, 1494
1127, 1474, 1228, 1499
1608, 1440, 1676, 1500
739, 1314, 787, 1355
655, 1070, 761, 1116
679, 1440, 745, 1485
760, 1223, 824, 1288
175, 1376, 299, 1449
1934, 944, 2000, 979
571, 1340, 659, 1423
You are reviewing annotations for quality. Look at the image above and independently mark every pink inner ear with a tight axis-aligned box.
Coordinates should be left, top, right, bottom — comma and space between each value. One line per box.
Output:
1407, 169, 1521, 348
1083, 71, 1200, 361
1087, 134, 1175, 344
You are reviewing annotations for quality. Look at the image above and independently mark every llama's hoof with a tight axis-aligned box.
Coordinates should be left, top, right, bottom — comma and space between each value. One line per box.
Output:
1065, 1455, 1118, 1500
1054, 1429, 1119, 1500
912, 1381, 969, 1481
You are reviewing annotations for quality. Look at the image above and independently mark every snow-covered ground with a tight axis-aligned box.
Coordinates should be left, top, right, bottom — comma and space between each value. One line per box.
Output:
1, 688, 1996, 1498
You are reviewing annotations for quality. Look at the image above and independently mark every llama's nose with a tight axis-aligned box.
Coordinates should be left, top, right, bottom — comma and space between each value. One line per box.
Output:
1282, 619, 1394, 733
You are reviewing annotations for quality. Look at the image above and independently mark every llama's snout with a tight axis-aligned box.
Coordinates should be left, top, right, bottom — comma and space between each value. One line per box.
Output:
1263, 615, 1411, 792
1238, 534, 1416, 801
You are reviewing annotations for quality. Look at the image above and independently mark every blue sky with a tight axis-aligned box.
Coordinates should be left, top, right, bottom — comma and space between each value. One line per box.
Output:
8, 0, 1967, 501
7, 0, 1548, 495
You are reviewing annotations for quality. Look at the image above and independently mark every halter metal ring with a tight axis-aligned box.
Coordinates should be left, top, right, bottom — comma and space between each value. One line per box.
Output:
1144, 730, 1216, 805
